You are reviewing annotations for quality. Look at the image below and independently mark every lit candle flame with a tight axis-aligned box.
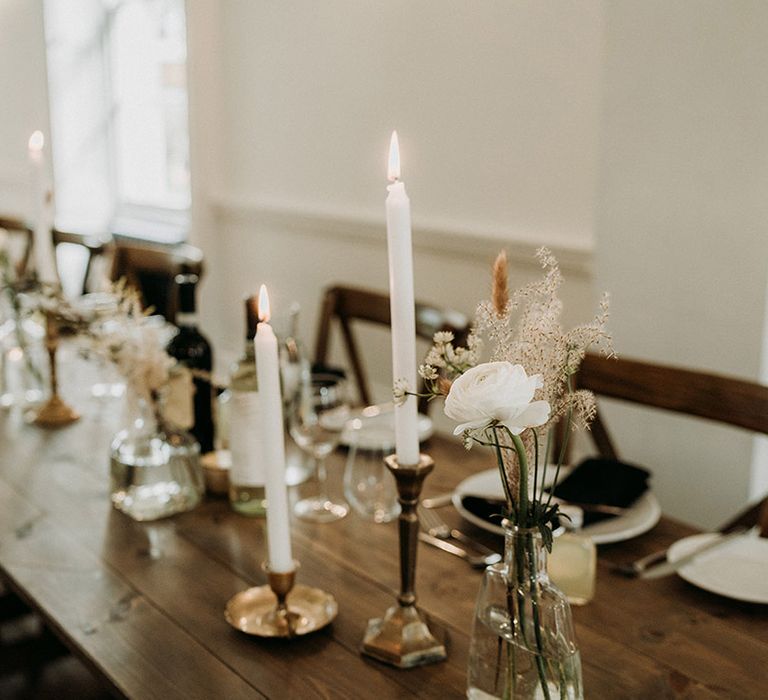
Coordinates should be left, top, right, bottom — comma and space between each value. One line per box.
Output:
28, 130, 45, 153
387, 131, 400, 182
258, 284, 271, 323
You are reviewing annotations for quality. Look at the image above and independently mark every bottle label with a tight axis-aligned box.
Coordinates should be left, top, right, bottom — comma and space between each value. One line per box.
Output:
229, 390, 265, 486
164, 367, 194, 430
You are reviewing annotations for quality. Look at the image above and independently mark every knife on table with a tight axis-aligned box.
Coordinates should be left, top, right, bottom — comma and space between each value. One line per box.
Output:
615, 497, 766, 578
638, 527, 748, 580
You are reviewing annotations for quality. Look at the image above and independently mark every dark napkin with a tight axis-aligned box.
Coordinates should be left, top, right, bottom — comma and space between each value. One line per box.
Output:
459, 496, 568, 531
460, 458, 651, 529
460, 495, 508, 527
550, 458, 651, 525
310, 362, 347, 380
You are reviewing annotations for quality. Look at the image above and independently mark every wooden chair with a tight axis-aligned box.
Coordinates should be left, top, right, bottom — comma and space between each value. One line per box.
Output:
314, 284, 471, 414
573, 352, 768, 531
110, 238, 204, 322
0, 217, 112, 296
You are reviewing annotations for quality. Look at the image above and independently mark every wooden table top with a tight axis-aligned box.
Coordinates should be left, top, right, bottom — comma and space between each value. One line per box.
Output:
1, 363, 766, 699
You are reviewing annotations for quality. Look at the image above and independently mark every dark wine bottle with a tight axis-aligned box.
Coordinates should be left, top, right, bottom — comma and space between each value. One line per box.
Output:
166, 273, 215, 454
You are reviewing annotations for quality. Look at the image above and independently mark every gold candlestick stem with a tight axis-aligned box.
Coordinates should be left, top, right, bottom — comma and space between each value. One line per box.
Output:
33, 313, 79, 428
362, 453, 447, 668
265, 566, 299, 637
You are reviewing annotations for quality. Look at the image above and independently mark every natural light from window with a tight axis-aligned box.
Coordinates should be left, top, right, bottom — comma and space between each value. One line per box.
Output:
44, 0, 190, 242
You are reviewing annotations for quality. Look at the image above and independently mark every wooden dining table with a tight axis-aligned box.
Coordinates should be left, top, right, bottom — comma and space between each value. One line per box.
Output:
0, 358, 766, 699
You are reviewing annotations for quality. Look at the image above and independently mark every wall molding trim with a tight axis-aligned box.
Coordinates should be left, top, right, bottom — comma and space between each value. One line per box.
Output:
209, 193, 594, 276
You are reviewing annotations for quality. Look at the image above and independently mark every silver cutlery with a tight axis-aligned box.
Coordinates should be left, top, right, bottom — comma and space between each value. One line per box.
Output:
418, 505, 499, 557
421, 492, 453, 509
616, 527, 748, 579
418, 532, 501, 568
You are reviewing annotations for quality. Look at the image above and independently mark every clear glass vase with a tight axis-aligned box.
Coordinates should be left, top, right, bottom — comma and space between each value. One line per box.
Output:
467, 524, 583, 700
110, 394, 204, 521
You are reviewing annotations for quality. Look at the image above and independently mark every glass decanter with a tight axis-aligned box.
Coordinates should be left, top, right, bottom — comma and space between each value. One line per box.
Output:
467, 524, 583, 700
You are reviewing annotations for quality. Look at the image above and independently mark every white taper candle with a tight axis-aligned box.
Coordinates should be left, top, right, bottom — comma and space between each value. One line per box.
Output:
254, 284, 294, 572
27, 131, 58, 286
385, 131, 420, 466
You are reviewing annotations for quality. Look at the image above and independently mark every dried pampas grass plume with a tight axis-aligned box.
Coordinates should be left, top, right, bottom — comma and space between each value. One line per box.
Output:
492, 250, 508, 317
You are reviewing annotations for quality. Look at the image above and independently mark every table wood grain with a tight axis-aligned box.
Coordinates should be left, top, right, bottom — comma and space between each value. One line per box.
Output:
0, 360, 766, 699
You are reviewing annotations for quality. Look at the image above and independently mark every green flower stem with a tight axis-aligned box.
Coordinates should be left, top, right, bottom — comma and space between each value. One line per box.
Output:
545, 375, 575, 513
532, 427, 540, 505
510, 432, 529, 527
470, 435, 516, 450
542, 429, 554, 500
491, 426, 516, 520
527, 533, 552, 700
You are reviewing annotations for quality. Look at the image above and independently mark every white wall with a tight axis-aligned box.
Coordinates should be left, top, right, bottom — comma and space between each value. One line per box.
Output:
191, 0, 604, 377
210, 1, 604, 248
594, 1, 768, 527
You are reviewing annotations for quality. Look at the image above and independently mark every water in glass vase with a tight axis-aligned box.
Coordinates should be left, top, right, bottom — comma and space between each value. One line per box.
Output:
467, 526, 583, 700
110, 428, 203, 521
468, 602, 582, 700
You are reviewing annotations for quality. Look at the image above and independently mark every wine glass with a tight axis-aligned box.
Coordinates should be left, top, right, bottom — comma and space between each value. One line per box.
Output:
289, 371, 350, 522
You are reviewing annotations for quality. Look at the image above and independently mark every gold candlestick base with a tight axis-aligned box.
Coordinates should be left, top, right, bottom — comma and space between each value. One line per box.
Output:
361, 454, 447, 668
225, 562, 337, 638
33, 394, 80, 428
363, 602, 447, 669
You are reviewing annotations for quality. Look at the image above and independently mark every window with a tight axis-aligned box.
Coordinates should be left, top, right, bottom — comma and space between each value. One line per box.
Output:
44, 0, 190, 242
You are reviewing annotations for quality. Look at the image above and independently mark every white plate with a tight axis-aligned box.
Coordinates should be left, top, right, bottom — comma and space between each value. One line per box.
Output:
667, 532, 768, 604
452, 467, 661, 545
339, 404, 433, 450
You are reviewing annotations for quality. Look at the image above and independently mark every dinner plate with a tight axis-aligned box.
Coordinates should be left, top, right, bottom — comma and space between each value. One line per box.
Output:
667, 531, 768, 604
452, 467, 661, 545
338, 403, 434, 449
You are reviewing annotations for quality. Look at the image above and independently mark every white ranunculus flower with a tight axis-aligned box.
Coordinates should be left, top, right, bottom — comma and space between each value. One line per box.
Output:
444, 361, 551, 436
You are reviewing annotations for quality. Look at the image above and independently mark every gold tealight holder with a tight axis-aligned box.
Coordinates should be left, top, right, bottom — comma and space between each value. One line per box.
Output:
33, 313, 79, 428
362, 454, 447, 668
225, 562, 337, 638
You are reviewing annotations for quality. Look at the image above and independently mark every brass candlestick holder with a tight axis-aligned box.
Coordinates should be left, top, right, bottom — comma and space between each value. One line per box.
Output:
33, 313, 79, 428
362, 453, 447, 668
225, 561, 338, 638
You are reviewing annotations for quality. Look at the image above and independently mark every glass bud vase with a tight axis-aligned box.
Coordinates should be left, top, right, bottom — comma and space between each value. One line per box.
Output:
467, 524, 583, 700
110, 393, 204, 521
0, 315, 46, 409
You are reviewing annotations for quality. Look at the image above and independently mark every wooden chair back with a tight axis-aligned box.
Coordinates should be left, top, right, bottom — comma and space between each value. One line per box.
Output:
574, 353, 768, 533
575, 353, 768, 460
314, 284, 471, 414
110, 239, 204, 321
0, 216, 33, 278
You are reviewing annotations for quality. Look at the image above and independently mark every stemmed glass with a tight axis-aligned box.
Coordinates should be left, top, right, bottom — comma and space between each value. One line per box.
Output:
289, 371, 350, 522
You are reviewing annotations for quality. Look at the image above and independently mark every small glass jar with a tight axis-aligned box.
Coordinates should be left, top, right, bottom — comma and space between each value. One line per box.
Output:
110, 393, 203, 521
467, 523, 583, 699
548, 532, 597, 606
